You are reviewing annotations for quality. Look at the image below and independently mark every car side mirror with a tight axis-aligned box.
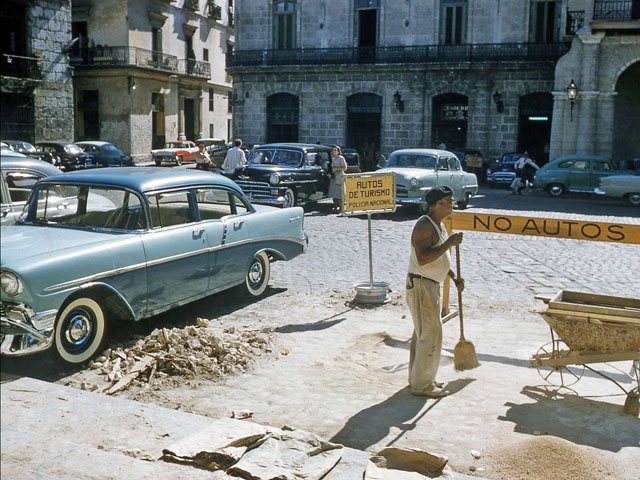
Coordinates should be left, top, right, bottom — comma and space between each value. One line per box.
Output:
377, 155, 387, 169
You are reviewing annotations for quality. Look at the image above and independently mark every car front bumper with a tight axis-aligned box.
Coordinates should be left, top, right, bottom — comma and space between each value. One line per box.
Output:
233, 180, 289, 207
0, 302, 57, 356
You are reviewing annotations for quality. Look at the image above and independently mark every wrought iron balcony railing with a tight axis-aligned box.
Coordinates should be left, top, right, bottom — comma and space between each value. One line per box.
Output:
179, 58, 211, 78
228, 42, 570, 68
593, 0, 640, 20
70, 46, 180, 73
566, 10, 585, 35
1, 54, 41, 80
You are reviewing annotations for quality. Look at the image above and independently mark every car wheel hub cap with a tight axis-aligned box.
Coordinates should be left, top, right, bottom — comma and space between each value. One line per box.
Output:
249, 262, 263, 285
66, 313, 92, 344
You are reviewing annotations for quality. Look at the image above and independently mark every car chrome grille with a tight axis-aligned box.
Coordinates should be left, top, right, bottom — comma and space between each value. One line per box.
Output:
233, 180, 280, 198
396, 185, 408, 197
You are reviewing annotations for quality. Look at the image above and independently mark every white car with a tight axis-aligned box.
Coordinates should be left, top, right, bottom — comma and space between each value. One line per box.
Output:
595, 175, 640, 206
377, 148, 478, 209
151, 140, 198, 166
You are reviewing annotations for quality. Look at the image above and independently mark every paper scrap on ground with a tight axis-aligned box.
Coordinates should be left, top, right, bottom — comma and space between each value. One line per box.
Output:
365, 447, 454, 480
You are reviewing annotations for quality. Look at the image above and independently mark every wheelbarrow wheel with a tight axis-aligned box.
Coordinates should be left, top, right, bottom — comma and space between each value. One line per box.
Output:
535, 341, 584, 388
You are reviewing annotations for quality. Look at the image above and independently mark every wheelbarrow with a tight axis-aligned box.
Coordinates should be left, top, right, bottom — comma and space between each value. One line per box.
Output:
529, 290, 640, 415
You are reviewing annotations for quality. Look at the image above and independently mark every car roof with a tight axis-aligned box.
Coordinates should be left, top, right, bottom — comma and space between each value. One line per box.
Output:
75, 141, 111, 146
35, 141, 74, 146
0, 155, 64, 175
390, 148, 449, 156
255, 143, 332, 151
1, 149, 28, 158
40, 166, 241, 193
550, 154, 609, 163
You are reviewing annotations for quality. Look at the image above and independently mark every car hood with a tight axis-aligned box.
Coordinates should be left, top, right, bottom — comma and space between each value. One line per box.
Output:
1, 225, 139, 273
233, 164, 302, 181
151, 148, 177, 155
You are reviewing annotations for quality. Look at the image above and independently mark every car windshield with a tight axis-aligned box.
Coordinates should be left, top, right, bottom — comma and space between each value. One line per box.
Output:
102, 144, 120, 153
248, 149, 303, 167
64, 144, 84, 154
24, 184, 146, 230
387, 154, 437, 169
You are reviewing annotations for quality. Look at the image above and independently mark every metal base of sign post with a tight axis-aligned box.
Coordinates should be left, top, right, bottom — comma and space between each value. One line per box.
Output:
353, 281, 390, 304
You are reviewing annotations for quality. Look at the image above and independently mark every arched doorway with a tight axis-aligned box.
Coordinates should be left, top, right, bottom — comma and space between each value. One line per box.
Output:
613, 61, 640, 166
518, 92, 552, 165
346, 93, 381, 171
431, 93, 468, 150
266, 93, 299, 143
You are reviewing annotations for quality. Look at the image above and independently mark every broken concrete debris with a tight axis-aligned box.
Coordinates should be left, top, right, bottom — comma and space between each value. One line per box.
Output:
80, 321, 273, 395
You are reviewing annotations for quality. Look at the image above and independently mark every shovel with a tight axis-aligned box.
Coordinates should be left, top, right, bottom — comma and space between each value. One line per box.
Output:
453, 244, 479, 371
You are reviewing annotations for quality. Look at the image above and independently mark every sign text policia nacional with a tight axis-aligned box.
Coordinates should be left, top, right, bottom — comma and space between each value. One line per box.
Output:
449, 212, 640, 245
343, 173, 396, 214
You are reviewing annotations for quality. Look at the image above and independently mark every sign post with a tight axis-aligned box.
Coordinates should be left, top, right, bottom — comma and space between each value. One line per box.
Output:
342, 172, 396, 304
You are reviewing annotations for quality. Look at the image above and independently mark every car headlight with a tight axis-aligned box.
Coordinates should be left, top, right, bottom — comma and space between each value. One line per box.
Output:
1, 271, 23, 297
410, 177, 419, 188
269, 173, 280, 185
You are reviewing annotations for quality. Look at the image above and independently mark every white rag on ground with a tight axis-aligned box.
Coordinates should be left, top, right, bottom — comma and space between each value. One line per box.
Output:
365, 447, 455, 480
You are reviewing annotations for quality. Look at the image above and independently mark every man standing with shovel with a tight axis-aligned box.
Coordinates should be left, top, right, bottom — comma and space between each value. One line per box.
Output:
406, 186, 464, 397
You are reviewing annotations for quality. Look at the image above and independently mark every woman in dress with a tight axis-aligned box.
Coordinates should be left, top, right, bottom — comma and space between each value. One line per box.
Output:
327, 145, 348, 212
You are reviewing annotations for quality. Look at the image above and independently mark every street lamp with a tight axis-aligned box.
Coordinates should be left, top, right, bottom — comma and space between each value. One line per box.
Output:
393, 90, 405, 113
492, 90, 504, 113
566, 79, 578, 121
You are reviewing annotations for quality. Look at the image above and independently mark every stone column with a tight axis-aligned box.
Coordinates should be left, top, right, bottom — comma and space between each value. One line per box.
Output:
550, 92, 569, 158
576, 91, 599, 154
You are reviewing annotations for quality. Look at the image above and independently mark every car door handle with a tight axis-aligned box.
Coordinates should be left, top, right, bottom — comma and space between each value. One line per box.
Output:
193, 227, 205, 236
234, 220, 244, 229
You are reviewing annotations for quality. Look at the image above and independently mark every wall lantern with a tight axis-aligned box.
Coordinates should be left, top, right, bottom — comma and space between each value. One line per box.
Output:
492, 90, 504, 113
393, 90, 405, 113
566, 79, 578, 121
128, 76, 136, 93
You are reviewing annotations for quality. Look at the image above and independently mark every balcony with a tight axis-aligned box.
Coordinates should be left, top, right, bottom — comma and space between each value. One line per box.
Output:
1, 54, 41, 81
179, 58, 211, 78
593, 0, 640, 20
228, 42, 570, 69
184, 0, 199, 11
70, 46, 179, 74
207, 1, 222, 20
566, 10, 585, 35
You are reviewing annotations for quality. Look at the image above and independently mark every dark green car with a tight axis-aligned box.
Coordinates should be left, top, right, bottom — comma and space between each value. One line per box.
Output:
533, 155, 630, 196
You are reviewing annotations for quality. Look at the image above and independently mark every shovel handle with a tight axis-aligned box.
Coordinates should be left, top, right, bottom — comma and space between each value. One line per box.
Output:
455, 244, 465, 339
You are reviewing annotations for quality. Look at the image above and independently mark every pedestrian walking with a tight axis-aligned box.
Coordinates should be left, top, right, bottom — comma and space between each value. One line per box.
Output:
327, 145, 348, 212
406, 186, 464, 397
222, 139, 247, 172
511, 153, 539, 194
194, 142, 212, 171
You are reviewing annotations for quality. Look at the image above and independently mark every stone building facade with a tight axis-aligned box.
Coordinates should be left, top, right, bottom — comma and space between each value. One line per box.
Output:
229, 0, 639, 168
70, 0, 235, 162
1, 0, 74, 143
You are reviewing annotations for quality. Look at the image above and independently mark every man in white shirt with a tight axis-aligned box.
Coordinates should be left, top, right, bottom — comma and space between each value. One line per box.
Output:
222, 139, 247, 172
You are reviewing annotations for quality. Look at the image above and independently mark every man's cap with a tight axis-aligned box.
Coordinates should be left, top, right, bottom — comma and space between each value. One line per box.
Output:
423, 185, 453, 205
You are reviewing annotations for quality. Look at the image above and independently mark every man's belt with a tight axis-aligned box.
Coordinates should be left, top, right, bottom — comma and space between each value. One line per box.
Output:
407, 272, 438, 283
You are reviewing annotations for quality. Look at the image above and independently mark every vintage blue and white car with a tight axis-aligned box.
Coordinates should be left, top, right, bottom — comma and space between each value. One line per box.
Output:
377, 149, 478, 209
0, 168, 307, 365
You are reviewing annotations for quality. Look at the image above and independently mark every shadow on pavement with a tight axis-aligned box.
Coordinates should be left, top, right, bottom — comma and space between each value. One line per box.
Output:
498, 385, 640, 452
276, 317, 345, 333
330, 379, 475, 451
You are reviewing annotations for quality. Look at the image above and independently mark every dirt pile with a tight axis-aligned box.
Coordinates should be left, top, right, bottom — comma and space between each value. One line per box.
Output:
484, 436, 623, 480
72, 318, 274, 395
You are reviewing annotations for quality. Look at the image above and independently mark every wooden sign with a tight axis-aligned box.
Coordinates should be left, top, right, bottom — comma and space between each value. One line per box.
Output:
448, 212, 640, 245
343, 172, 396, 215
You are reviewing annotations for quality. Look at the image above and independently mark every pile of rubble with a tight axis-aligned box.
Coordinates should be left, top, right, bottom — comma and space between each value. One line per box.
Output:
79, 318, 273, 395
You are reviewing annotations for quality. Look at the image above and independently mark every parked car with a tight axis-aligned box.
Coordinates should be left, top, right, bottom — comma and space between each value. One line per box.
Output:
75, 141, 134, 167
377, 148, 478, 209
595, 174, 640, 206
223, 143, 333, 208
341, 148, 362, 174
486, 152, 525, 188
1, 140, 37, 155
1, 154, 63, 226
533, 155, 632, 196
151, 140, 198, 166
34, 142, 95, 171
0, 168, 307, 365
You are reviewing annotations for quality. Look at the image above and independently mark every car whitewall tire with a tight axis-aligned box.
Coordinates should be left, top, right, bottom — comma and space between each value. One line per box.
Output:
54, 297, 107, 365
245, 252, 270, 297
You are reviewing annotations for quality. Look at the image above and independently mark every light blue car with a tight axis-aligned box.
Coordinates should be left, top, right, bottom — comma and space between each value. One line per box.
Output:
0, 168, 307, 365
